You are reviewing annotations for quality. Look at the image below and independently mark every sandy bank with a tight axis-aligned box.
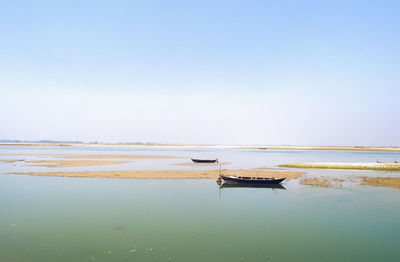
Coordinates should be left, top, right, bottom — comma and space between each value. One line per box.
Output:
26, 160, 129, 168
279, 162, 400, 171
10, 169, 305, 180
359, 177, 400, 189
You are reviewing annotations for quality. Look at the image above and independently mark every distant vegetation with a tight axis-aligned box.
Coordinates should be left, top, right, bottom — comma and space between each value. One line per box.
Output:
0, 140, 157, 145
0, 139, 84, 143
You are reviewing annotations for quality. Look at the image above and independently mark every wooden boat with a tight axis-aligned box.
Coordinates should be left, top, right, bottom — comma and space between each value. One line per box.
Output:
191, 158, 218, 163
220, 174, 285, 184
219, 182, 286, 190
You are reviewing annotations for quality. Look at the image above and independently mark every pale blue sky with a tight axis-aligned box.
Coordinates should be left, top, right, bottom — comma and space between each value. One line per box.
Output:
1, 0, 399, 145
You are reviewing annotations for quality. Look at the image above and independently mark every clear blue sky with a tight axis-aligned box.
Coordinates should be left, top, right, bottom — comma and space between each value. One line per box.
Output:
1, 0, 399, 145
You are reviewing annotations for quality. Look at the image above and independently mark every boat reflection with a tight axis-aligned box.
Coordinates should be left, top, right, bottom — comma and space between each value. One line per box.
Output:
219, 182, 286, 190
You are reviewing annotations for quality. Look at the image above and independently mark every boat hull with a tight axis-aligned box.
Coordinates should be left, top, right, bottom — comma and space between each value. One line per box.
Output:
191, 158, 218, 163
220, 175, 285, 184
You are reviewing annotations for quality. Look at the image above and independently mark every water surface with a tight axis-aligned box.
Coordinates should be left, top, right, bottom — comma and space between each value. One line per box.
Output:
1, 146, 399, 261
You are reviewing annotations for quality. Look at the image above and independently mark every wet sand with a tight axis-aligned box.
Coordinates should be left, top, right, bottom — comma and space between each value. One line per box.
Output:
359, 177, 400, 189
26, 160, 130, 168
10, 169, 305, 180
279, 162, 400, 171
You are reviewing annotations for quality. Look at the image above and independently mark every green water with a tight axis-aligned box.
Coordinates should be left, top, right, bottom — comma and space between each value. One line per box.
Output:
1, 175, 399, 262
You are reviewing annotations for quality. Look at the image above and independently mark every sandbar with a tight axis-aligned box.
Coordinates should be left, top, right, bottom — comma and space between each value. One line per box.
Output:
26, 160, 130, 168
279, 162, 400, 171
10, 169, 305, 180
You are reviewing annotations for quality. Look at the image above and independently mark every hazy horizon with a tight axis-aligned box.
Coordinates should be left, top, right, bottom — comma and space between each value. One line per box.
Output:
1, 1, 399, 146
1, 139, 399, 148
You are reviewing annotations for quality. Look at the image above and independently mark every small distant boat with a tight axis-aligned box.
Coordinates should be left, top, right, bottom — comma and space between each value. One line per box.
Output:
220, 174, 285, 184
191, 158, 218, 163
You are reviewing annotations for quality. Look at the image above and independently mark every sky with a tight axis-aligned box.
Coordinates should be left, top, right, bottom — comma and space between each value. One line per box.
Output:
1, 0, 399, 146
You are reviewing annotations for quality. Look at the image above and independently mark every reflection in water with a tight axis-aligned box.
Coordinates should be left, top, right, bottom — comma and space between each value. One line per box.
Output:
218, 182, 286, 190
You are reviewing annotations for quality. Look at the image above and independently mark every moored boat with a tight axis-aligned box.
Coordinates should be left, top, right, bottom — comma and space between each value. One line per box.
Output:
220, 174, 285, 184
191, 158, 218, 163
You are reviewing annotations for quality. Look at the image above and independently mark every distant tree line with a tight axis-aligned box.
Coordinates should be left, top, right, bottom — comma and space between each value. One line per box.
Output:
0, 140, 157, 145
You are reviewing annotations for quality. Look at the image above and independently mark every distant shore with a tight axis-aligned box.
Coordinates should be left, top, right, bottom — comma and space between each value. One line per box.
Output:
1, 143, 399, 152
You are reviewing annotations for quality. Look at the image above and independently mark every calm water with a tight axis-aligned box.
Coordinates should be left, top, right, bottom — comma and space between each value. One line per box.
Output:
1, 146, 400, 261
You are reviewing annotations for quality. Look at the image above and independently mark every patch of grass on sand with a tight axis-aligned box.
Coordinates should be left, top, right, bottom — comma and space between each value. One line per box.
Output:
279, 162, 400, 171
299, 178, 334, 187
359, 177, 400, 189
0, 159, 24, 163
